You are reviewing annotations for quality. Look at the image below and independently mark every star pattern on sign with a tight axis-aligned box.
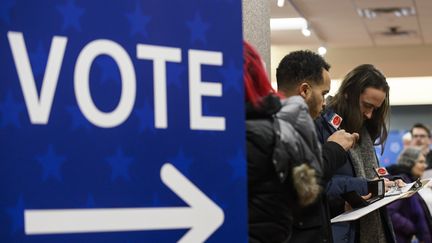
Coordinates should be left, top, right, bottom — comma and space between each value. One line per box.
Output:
105, 148, 134, 182
169, 149, 193, 175
134, 101, 156, 133
0, 91, 24, 129
151, 192, 160, 206
67, 105, 91, 131
57, 0, 85, 32
186, 12, 209, 45
29, 42, 48, 77
126, 1, 151, 38
5, 195, 25, 234
0, 0, 15, 25
36, 145, 66, 181
85, 194, 96, 208
167, 64, 185, 88
216, 0, 236, 4
390, 142, 401, 154
220, 60, 242, 92
95, 56, 121, 85
228, 150, 246, 179
209, 193, 228, 210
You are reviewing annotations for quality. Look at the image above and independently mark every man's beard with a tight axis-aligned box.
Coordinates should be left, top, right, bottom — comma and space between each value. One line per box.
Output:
307, 94, 319, 119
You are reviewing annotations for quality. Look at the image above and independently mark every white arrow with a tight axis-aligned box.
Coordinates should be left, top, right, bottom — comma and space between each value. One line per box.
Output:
24, 163, 225, 242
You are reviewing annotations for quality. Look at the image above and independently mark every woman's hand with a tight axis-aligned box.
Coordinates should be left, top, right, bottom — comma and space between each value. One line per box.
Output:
394, 179, 405, 187
383, 178, 394, 192
383, 178, 405, 192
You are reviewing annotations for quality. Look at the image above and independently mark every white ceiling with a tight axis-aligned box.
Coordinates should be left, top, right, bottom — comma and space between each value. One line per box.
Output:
271, 0, 432, 47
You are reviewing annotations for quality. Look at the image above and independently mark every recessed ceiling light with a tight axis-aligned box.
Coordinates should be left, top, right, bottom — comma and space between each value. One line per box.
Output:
301, 28, 311, 37
277, 0, 285, 7
358, 7, 416, 19
270, 18, 307, 30
318, 46, 327, 56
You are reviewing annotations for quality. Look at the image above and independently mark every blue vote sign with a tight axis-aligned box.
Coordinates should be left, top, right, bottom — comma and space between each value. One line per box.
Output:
0, 0, 246, 242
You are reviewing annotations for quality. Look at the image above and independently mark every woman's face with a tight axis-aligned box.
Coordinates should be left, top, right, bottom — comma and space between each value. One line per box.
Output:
359, 87, 386, 120
412, 153, 427, 178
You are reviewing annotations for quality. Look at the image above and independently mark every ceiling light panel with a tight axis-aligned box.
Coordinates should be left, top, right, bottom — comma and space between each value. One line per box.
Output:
270, 18, 307, 30
358, 7, 416, 19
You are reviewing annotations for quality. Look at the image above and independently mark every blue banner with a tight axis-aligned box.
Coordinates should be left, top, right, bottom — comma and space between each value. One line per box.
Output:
0, 0, 246, 242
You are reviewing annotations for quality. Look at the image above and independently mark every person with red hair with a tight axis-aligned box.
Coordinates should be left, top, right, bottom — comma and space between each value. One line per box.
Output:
243, 41, 277, 107
245, 42, 322, 242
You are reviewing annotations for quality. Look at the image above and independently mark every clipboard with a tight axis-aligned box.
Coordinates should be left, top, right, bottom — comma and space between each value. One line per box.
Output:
331, 178, 431, 223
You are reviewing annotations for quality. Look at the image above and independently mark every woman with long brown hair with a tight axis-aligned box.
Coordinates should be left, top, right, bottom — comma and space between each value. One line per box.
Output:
315, 64, 397, 243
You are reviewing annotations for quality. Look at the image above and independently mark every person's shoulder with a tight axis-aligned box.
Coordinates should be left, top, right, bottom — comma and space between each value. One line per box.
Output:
278, 96, 307, 117
277, 96, 313, 132
246, 94, 281, 119
246, 118, 276, 160
247, 118, 274, 144
246, 118, 273, 133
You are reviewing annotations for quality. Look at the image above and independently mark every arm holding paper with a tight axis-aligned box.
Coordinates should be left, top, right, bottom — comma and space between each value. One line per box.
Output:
326, 175, 368, 199
331, 178, 431, 223
331, 146, 432, 226
325, 167, 403, 212
325, 174, 389, 215
325, 174, 368, 217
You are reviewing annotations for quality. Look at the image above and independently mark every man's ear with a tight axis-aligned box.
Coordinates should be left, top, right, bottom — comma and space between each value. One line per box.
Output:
299, 82, 309, 99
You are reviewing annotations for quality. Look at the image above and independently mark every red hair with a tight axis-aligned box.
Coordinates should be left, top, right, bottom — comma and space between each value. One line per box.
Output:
243, 41, 277, 107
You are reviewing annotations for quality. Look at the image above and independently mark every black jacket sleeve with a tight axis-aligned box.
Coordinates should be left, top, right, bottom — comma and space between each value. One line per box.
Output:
321, 141, 347, 184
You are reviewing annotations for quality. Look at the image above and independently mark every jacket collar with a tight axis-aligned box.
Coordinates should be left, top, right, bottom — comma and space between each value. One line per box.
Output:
322, 108, 343, 132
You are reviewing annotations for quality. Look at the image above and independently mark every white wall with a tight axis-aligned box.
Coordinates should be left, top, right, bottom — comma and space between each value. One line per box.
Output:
271, 44, 432, 106
271, 44, 432, 82
329, 77, 432, 106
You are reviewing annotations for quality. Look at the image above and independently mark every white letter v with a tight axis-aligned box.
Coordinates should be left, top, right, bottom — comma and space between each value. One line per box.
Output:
8, 31, 67, 124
